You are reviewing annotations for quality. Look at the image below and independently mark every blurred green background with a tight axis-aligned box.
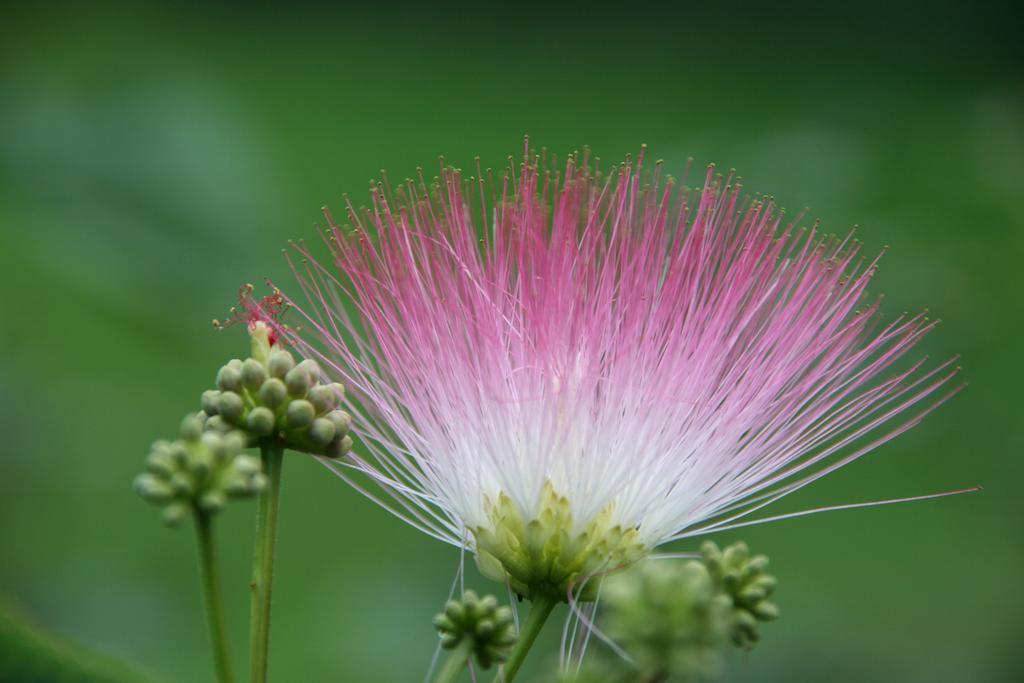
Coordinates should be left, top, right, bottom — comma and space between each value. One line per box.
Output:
1, 1, 1021, 681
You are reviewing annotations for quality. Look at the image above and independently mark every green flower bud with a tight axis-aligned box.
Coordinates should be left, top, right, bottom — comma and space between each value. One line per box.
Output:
168, 441, 188, 465
324, 434, 352, 459
295, 359, 321, 384
752, 601, 779, 621
201, 390, 221, 416
308, 417, 336, 446
701, 541, 779, 649
204, 415, 232, 434
150, 439, 173, 457
286, 400, 315, 428
179, 414, 203, 441
433, 591, 517, 670
285, 366, 312, 396
199, 490, 227, 512
200, 432, 228, 463
327, 409, 352, 434
233, 453, 261, 475
216, 363, 243, 392
307, 385, 338, 413
268, 350, 295, 378
242, 358, 267, 390
222, 430, 246, 452
145, 450, 175, 477
133, 473, 174, 503
162, 502, 189, 527
217, 391, 245, 422
259, 378, 288, 408
247, 406, 276, 436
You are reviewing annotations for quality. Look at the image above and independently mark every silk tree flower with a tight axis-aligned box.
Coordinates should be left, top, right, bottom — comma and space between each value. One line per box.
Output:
275, 143, 964, 602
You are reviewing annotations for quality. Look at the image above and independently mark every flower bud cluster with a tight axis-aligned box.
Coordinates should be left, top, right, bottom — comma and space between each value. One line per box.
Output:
201, 324, 353, 458
601, 560, 730, 681
134, 414, 266, 525
701, 541, 779, 648
433, 591, 517, 670
555, 541, 779, 682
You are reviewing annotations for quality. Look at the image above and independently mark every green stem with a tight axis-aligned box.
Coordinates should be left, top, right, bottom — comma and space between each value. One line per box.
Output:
194, 511, 235, 683
431, 640, 474, 683
493, 595, 558, 683
248, 441, 285, 683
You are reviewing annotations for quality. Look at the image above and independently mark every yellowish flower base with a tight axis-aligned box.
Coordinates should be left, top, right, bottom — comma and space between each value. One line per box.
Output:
472, 482, 646, 601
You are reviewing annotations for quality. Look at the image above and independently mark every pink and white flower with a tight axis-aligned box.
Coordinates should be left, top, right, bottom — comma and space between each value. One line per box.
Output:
275, 143, 963, 598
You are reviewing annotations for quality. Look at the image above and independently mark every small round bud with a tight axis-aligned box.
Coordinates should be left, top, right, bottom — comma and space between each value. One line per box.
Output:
295, 359, 321, 384
221, 430, 247, 453
286, 400, 315, 428
752, 601, 779, 621
169, 442, 188, 465
324, 437, 345, 459
259, 378, 287, 408
145, 451, 175, 477
204, 415, 232, 434
247, 406, 276, 436
233, 454, 261, 476
308, 417, 336, 446
200, 430, 222, 450
327, 410, 352, 434
150, 440, 173, 457
307, 385, 338, 413
134, 474, 173, 503
216, 364, 243, 392
322, 435, 352, 460
162, 502, 189, 527
223, 475, 252, 496
241, 358, 267, 389
285, 366, 312, 396
217, 391, 245, 422
268, 350, 295, 378
198, 490, 227, 512
179, 415, 204, 441
201, 390, 222, 416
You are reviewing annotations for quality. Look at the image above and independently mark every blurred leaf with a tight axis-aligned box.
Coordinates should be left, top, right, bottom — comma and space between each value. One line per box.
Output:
0, 598, 149, 683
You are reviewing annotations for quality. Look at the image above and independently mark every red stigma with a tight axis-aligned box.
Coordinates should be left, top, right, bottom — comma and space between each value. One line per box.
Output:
216, 284, 287, 345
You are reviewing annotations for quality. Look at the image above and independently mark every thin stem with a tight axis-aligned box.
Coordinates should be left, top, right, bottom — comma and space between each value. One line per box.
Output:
194, 511, 235, 683
248, 441, 285, 683
494, 595, 558, 683
431, 640, 474, 683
